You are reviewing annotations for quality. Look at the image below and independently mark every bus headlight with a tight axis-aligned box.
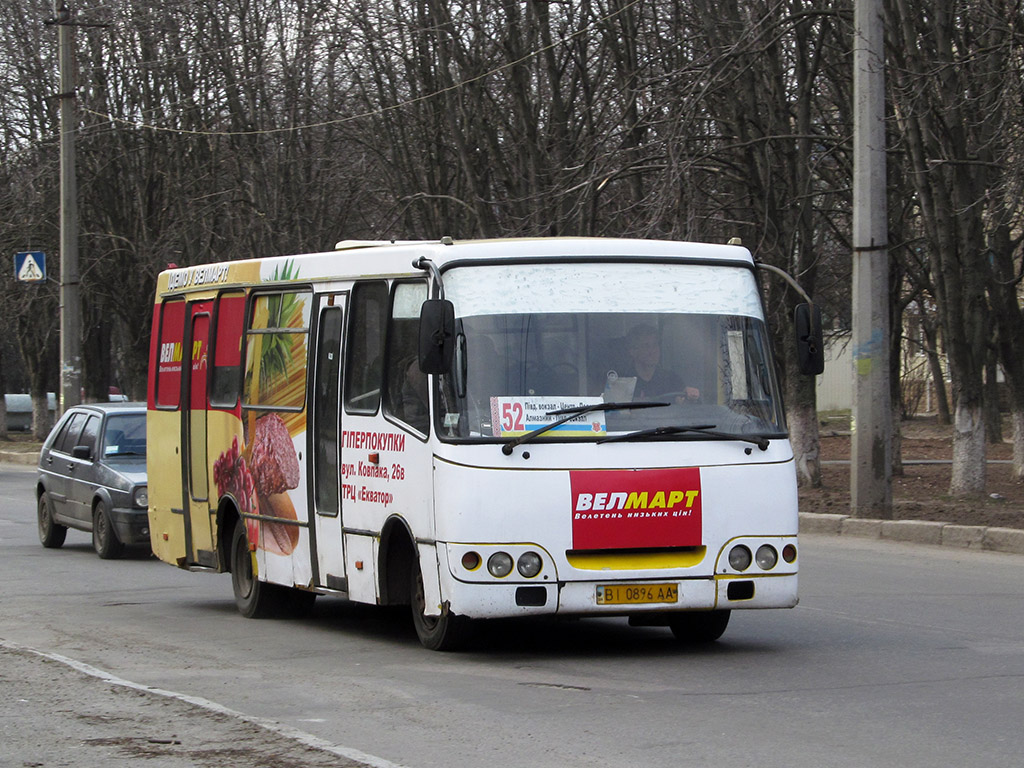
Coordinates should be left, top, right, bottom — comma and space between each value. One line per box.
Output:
516, 551, 543, 578
132, 486, 148, 508
755, 544, 778, 570
728, 545, 752, 571
487, 552, 514, 578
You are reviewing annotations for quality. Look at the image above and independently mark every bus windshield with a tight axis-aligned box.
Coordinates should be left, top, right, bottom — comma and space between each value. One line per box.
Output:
436, 262, 786, 442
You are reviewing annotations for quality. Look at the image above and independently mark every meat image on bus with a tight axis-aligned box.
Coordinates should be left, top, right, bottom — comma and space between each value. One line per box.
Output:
145, 237, 823, 650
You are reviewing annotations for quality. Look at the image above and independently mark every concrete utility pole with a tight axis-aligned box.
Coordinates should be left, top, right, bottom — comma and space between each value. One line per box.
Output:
851, 0, 892, 517
55, 0, 82, 413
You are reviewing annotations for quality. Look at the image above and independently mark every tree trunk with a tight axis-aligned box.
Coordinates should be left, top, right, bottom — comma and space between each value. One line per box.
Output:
924, 344, 950, 424
890, 278, 905, 476
0, 347, 7, 441
984, 344, 1003, 444
1013, 411, 1024, 484
890, 417, 903, 478
789, 400, 821, 488
31, 389, 51, 441
950, 401, 986, 496
984, 205, 1024, 481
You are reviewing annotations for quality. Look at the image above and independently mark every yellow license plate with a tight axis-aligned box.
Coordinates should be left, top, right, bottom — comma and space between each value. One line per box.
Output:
596, 583, 678, 605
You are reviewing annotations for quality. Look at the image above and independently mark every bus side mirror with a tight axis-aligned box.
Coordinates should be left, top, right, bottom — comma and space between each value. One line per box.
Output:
419, 299, 456, 374
795, 303, 825, 376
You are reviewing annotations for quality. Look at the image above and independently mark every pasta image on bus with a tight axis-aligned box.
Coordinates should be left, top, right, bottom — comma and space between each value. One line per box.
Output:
145, 237, 822, 650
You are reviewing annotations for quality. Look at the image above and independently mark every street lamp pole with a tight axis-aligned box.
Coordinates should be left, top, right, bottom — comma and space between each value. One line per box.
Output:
851, 0, 892, 517
54, 0, 82, 413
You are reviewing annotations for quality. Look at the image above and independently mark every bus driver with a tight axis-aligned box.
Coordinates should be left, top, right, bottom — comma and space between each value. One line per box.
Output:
621, 324, 700, 403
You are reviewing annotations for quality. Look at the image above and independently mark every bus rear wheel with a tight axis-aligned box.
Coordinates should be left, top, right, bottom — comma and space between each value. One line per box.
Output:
669, 610, 731, 643
411, 564, 468, 651
230, 519, 282, 618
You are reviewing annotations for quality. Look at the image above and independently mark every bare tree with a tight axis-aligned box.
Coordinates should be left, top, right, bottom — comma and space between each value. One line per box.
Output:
886, 0, 1023, 494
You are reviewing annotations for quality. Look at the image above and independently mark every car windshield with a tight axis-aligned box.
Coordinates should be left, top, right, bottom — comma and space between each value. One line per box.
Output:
101, 413, 147, 457
435, 262, 786, 443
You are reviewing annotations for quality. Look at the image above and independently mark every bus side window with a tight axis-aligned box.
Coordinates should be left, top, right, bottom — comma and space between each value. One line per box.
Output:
155, 299, 186, 409
242, 290, 312, 410
384, 281, 428, 432
344, 281, 388, 414
209, 291, 246, 409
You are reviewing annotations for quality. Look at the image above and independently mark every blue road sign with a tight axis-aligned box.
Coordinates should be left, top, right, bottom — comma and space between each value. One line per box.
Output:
15, 251, 46, 283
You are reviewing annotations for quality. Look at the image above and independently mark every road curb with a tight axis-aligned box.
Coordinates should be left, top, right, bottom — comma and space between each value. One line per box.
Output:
800, 512, 1024, 555
0, 450, 38, 466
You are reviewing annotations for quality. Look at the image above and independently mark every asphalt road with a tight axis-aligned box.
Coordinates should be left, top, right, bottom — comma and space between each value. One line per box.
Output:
2, 462, 1023, 768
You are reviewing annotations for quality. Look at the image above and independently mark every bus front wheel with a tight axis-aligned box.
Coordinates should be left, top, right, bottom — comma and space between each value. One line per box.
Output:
669, 609, 731, 643
411, 564, 468, 651
230, 519, 282, 618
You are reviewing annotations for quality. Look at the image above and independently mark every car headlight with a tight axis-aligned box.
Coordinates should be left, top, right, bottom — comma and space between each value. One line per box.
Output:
132, 486, 148, 508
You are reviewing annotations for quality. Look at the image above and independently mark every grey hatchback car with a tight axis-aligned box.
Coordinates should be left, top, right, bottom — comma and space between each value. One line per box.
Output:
36, 402, 149, 559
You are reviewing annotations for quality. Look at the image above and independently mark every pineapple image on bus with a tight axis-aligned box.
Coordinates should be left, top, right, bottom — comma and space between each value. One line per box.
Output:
146, 237, 823, 650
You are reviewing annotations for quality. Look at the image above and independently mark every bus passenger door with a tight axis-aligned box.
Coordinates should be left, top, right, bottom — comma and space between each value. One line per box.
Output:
311, 295, 347, 590
184, 304, 216, 567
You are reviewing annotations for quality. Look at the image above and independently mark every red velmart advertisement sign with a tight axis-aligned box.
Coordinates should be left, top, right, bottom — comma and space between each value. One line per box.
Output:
570, 468, 702, 550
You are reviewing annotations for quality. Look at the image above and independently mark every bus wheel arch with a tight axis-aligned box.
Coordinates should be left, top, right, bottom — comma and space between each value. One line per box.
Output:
379, 516, 470, 651
378, 516, 415, 606
410, 562, 469, 651
229, 516, 286, 618
217, 498, 241, 573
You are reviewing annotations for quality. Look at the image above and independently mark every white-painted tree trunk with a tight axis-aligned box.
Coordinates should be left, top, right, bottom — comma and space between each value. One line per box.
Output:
31, 394, 52, 441
950, 402, 986, 495
1012, 410, 1024, 483
789, 403, 821, 488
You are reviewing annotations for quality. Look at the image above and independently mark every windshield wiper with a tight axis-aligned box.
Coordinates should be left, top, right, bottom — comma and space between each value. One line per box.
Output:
500, 401, 668, 455
598, 424, 770, 451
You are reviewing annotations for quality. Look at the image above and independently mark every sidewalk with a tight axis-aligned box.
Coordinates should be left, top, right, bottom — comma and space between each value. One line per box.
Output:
800, 511, 1024, 555
0, 640, 386, 768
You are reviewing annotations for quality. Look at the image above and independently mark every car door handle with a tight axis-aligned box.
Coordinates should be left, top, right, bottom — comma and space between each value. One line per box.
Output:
67, 463, 75, 472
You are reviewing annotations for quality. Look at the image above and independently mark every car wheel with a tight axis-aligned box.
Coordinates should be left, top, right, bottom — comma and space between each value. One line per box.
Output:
230, 518, 283, 618
669, 609, 731, 643
411, 562, 469, 651
38, 492, 67, 549
93, 501, 125, 560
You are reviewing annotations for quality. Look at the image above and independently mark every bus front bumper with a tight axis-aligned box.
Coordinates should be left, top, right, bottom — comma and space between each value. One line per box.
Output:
437, 569, 798, 620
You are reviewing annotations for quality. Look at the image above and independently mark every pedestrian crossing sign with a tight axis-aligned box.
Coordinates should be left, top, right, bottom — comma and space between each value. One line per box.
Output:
15, 251, 46, 283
